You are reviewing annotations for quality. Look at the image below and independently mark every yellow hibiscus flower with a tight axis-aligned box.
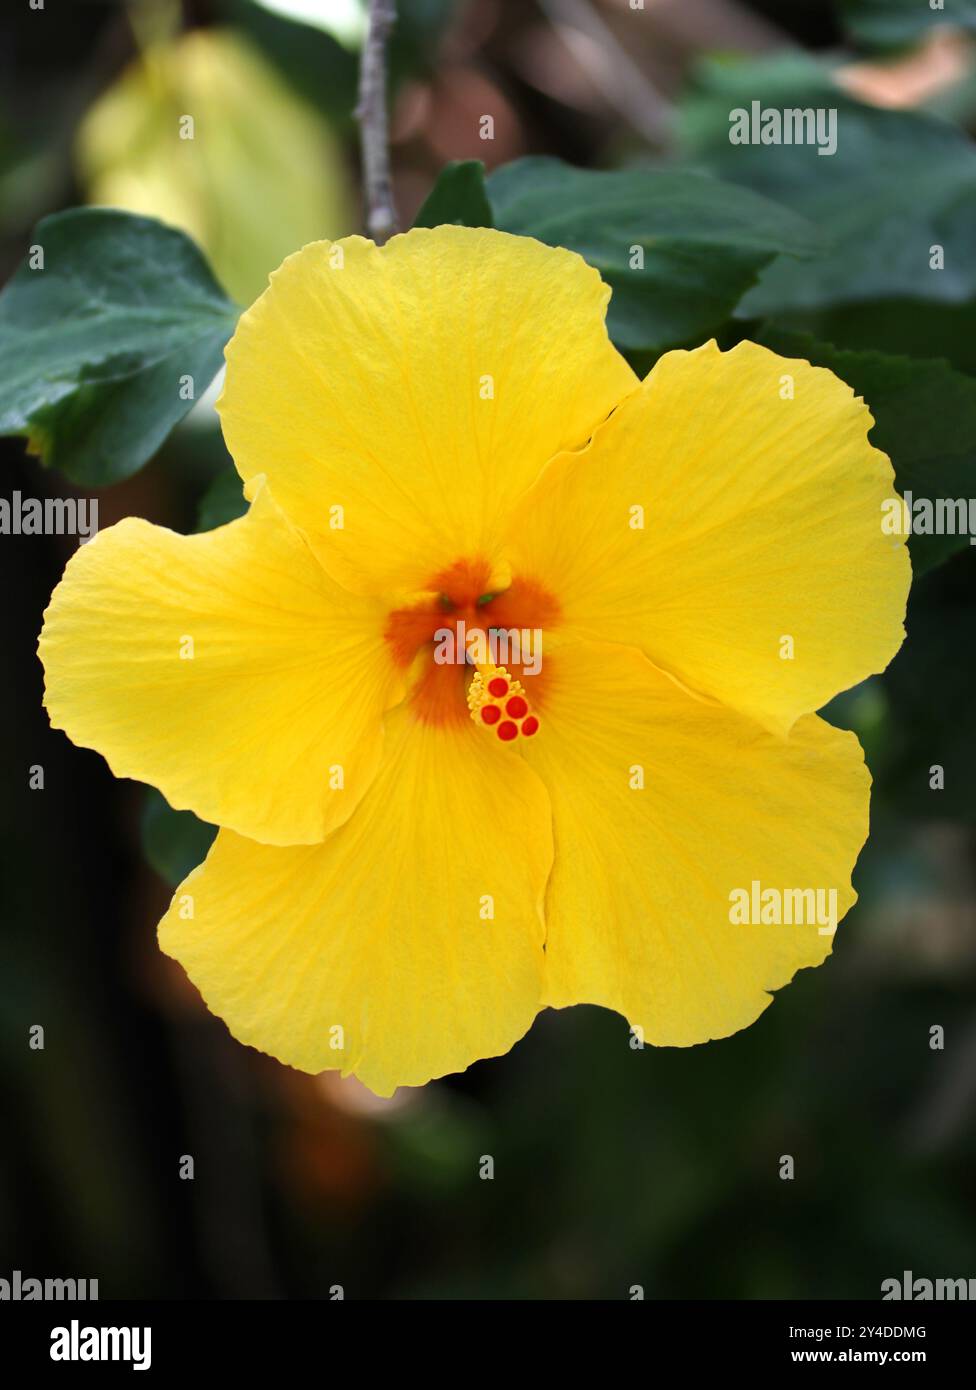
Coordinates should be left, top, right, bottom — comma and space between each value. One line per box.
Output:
38, 226, 910, 1097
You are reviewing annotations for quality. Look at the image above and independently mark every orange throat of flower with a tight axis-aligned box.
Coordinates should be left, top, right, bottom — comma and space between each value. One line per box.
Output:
384, 558, 558, 737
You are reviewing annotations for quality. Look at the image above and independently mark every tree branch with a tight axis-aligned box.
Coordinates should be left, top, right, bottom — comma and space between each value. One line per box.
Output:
356, 0, 399, 244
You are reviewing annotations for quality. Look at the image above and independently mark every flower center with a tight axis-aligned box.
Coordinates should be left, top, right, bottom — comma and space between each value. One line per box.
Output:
384, 558, 559, 730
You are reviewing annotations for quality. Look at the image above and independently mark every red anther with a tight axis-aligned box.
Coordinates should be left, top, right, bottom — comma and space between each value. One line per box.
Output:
497, 720, 518, 742
488, 677, 509, 698
505, 695, 528, 719
521, 716, 539, 737
481, 704, 501, 725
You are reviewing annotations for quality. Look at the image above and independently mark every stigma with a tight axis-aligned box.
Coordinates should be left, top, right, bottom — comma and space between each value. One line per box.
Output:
467, 664, 540, 742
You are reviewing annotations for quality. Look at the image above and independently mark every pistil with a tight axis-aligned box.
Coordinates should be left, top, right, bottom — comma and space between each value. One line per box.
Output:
467, 665, 540, 742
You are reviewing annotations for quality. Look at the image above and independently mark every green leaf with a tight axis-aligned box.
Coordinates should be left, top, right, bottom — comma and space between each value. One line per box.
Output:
680, 55, 976, 317
797, 299, 976, 378
0, 208, 238, 485
837, 0, 976, 48
757, 327, 976, 575
485, 156, 818, 353
414, 160, 493, 229
195, 468, 249, 532
140, 788, 216, 889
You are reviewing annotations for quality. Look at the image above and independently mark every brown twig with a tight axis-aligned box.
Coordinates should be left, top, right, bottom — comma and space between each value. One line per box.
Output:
356, 0, 399, 244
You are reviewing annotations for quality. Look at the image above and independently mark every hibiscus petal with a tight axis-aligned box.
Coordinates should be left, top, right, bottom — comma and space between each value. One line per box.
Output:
520, 639, 869, 1045
218, 225, 637, 596
158, 707, 553, 1096
39, 483, 402, 846
506, 339, 910, 735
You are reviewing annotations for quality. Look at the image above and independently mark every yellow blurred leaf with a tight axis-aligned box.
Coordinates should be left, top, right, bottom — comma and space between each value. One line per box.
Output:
76, 28, 352, 306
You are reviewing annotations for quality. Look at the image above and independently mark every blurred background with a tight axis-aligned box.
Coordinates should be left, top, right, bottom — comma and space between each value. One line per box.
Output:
2, 0, 976, 1299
